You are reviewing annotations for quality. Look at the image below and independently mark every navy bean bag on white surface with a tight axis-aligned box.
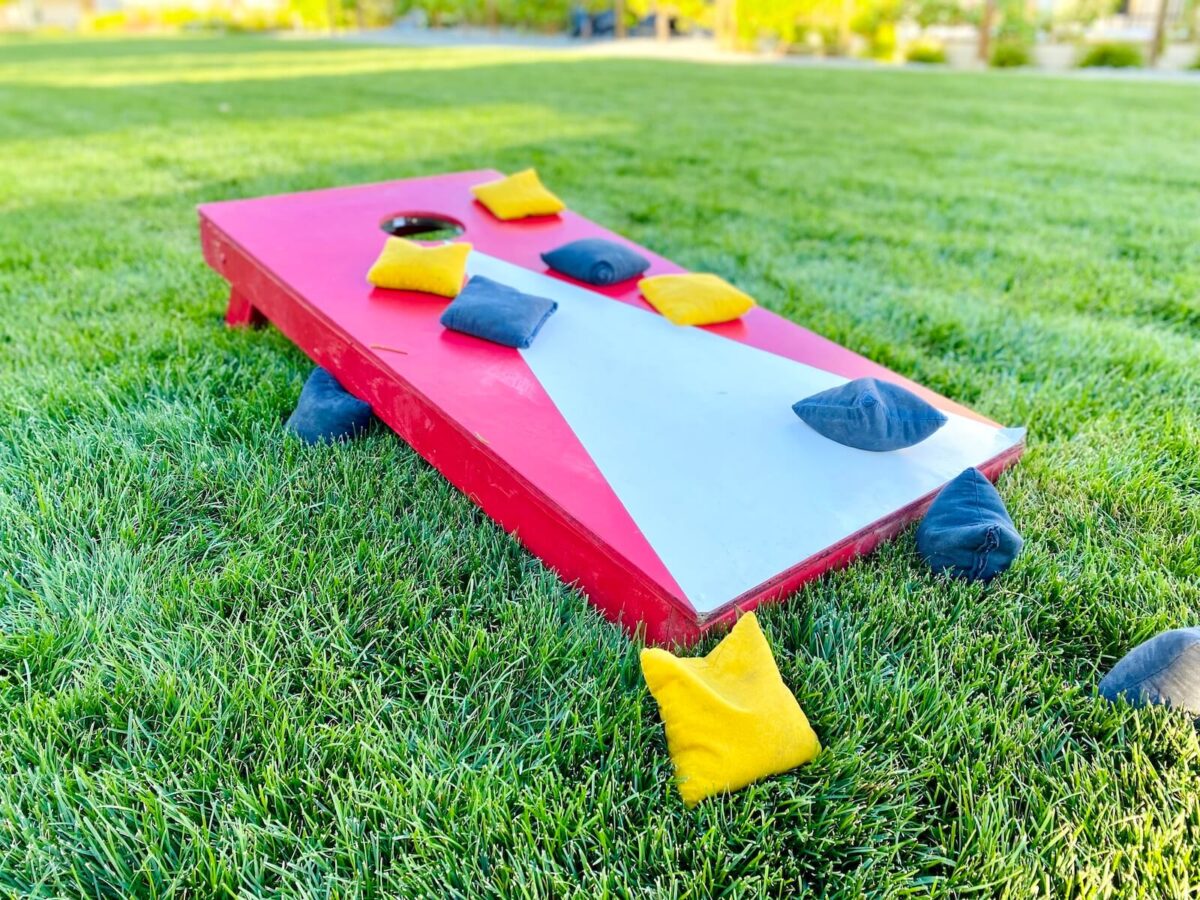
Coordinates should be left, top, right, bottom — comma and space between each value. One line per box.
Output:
440, 275, 558, 349
792, 377, 948, 452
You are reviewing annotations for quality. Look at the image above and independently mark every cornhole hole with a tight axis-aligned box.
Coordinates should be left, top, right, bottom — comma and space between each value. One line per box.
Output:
199, 170, 1024, 646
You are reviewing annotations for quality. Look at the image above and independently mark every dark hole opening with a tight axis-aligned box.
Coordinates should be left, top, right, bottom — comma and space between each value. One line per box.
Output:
380, 214, 464, 242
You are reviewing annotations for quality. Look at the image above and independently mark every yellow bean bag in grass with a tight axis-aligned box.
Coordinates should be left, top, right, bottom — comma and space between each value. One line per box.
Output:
640, 612, 821, 807
471, 169, 565, 220
638, 273, 756, 326
367, 238, 473, 298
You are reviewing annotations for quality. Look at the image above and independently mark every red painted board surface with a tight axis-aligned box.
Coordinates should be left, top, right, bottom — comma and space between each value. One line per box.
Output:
198, 170, 1023, 646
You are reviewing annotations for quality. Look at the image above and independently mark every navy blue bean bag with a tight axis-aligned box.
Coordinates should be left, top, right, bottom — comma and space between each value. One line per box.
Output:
792, 377, 947, 452
285, 367, 374, 445
541, 238, 650, 286
1100, 628, 1200, 714
440, 275, 558, 349
916, 467, 1022, 581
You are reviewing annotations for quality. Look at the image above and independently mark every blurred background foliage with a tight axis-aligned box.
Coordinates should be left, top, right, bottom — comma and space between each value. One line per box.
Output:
6, 0, 1198, 68
71, 0, 1056, 45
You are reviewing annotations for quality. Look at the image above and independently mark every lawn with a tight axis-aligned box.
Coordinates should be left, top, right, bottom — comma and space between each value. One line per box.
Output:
1, 34, 1199, 897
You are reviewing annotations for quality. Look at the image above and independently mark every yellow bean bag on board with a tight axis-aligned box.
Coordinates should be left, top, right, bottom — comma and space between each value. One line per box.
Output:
640, 612, 821, 807
367, 238, 473, 298
471, 169, 566, 220
638, 273, 756, 326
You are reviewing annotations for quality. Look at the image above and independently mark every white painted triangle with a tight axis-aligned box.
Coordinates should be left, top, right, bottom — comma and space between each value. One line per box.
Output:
468, 253, 1022, 615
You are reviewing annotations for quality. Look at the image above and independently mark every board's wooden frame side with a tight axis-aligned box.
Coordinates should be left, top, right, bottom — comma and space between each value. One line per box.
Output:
200, 212, 1025, 648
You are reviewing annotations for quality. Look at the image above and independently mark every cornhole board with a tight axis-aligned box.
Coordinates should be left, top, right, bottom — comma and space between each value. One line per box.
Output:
198, 169, 1024, 646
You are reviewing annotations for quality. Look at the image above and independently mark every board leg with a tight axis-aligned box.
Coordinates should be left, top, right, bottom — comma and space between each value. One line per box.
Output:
225, 288, 266, 328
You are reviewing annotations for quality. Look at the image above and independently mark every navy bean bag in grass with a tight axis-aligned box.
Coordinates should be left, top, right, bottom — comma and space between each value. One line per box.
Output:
792, 377, 947, 452
440, 275, 558, 349
916, 467, 1022, 581
285, 367, 374, 445
1099, 628, 1200, 715
541, 238, 650, 286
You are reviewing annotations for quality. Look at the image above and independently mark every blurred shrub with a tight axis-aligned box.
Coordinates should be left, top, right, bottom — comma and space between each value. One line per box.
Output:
988, 7, 1033, 67
499, 0, 586, 30
990, 38, 1030, 66
394, 0, 595, 31
87, 11, 133, 30
736, 0, 798, 45
852, 0, 901, 58
87, 2, 293, 32
394, 0, 465, 28
1078, 41, 1144, 67
869, 20, 897, 57
905, 39, 946, 62
730, 0, 845, 52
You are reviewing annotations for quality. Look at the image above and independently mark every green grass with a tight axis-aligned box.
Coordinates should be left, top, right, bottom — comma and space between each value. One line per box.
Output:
1, 34, 1199, 897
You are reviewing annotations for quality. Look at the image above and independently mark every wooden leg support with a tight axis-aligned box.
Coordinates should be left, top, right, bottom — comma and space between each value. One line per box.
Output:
225, 288, 266, 328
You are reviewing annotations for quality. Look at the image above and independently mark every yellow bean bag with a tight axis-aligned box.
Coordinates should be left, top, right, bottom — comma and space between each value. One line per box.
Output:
366, 238, 472, 298
638, 273, 757, 326
640, 612, 821, 807
471, 169, 565, 221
